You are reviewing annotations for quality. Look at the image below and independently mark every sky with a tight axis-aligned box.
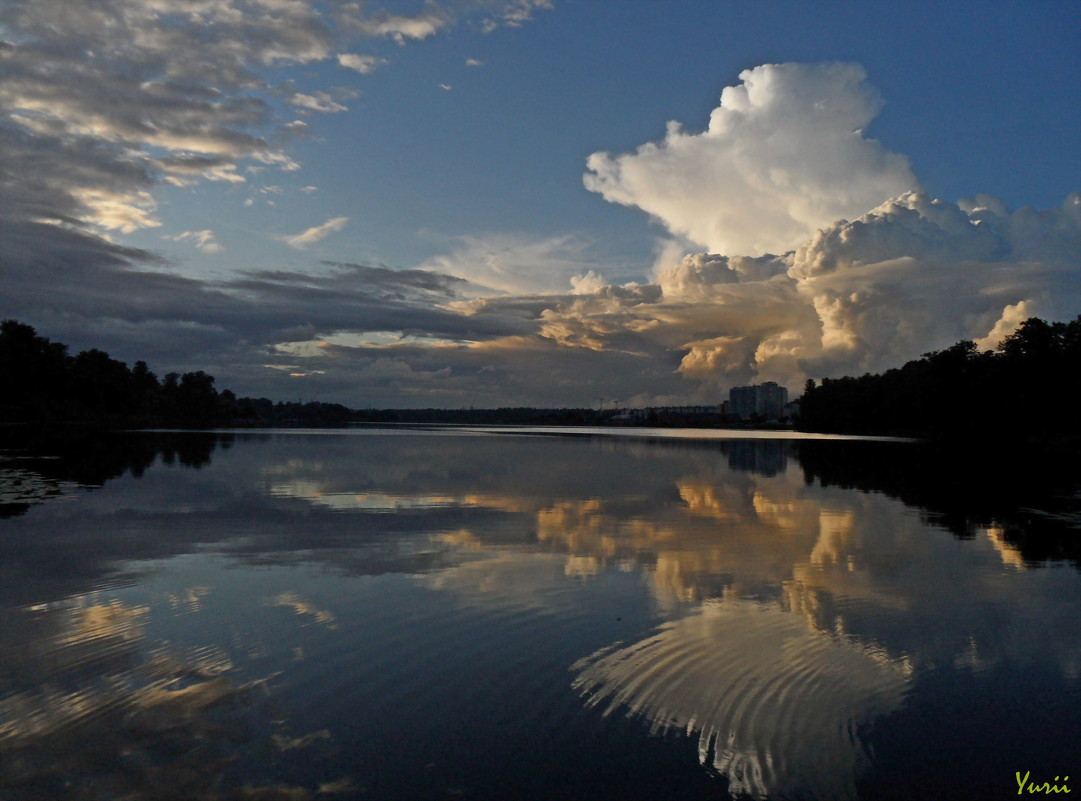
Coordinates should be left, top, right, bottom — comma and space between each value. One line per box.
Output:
1, 0, 1079, 408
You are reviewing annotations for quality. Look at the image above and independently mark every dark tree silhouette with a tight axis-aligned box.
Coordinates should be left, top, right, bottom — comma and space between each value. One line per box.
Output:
0, 320, 71, 422
0, 320, 258, 428
798, 315, 1081, 442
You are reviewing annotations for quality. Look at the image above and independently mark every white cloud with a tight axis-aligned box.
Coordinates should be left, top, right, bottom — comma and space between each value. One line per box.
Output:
284, 216, 350, 248
0, 0, 332, 251
344, 8, 448, 44
570, 271, 607, 295
785, 191, 1080, 378
289, 92, 349, 113
480, 0, 553, 32
584, 62, 919, 257
337, 53, 387, 73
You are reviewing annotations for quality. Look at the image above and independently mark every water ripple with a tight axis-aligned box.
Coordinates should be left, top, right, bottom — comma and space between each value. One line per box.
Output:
572, 598, 912, 801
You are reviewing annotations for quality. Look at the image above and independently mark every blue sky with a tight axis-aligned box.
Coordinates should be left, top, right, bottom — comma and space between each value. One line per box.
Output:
2, 0, 1078, 407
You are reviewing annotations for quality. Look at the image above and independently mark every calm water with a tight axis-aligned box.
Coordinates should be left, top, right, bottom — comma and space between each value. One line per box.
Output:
1, 427, 1078, 801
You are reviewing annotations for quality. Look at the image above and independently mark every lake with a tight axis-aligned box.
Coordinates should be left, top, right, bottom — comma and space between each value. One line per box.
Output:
1, 426, 1078, 801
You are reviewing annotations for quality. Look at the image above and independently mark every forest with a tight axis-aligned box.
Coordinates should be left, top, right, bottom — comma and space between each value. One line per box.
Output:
0, 319, 593, 429
797, 315, 1081, 442
0, 319, 259, 428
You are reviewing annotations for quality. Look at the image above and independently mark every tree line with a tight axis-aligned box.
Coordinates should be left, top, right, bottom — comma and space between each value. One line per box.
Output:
798, 315, 1081, 441
0, 320, 601, 429
0, 319, 265, 427
5, 315, 1078, 437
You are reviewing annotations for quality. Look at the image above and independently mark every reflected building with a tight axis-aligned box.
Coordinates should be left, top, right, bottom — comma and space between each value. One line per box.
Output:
720, 439, 789, 476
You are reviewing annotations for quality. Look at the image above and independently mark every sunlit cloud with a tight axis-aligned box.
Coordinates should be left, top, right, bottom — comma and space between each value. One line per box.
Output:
584, 62, 919, 256
283, 216, 350, 249
0, 0, 546, 275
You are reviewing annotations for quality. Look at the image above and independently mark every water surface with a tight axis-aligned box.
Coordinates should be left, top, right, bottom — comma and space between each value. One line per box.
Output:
1, 427, 1078, 800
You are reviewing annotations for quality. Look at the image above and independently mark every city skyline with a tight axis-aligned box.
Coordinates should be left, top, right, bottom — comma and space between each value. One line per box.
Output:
1, 0, 1078, 407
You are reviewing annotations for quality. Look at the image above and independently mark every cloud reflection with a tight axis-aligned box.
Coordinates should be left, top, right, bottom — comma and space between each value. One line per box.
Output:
270, 591, 338, 629
4, 431, 1078, 799
573, 599, 911, 801
0, 579, 349, 800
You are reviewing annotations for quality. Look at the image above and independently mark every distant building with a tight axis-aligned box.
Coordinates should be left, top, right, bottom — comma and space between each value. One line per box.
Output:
729, 382, 789, 421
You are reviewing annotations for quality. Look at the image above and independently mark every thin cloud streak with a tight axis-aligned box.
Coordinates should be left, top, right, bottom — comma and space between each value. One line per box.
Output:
284, 217, 350, 249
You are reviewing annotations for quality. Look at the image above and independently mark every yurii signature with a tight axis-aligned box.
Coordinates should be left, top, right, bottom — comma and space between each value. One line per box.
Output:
1016, 772, 1071, 795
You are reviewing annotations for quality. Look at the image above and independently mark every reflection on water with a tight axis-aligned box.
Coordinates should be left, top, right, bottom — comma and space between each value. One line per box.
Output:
1, 427, 1078, 800
573, 600, 911, 801
0, 590, 282, 801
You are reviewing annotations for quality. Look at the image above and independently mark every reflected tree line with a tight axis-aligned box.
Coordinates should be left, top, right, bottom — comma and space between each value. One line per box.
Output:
2, 428, 1076, 569
799, 316, 1081, 441
0, 430, 223, 519
796, 439, 1080, 568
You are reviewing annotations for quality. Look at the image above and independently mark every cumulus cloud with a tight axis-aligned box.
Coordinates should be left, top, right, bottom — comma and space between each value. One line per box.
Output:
584, 62, 919, 256
283, 217, 350, 248
434, 191, 1077, 402
786, 191, 1080, 374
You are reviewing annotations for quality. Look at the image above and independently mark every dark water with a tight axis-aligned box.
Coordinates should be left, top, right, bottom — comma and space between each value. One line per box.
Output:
1, 427, 1078, 801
